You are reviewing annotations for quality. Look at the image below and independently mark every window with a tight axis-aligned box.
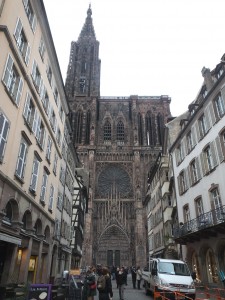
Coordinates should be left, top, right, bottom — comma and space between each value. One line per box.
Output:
23, 92, 35, 128
176, 143, 184, 165
50, 109, 56, 132
211, 188, 222, 209
40, 169, 48, 203
183, 205, 191, 224
138, 113, 143, 146
36, 120, 46, 149
79, 77, 86, 93
56, 127, 61, 147
59, 165, 66, 184
117, 121, 124, 142
201, 143, 218, 174
85, 110, 91, 144
202, 86, 208, 98
198, 114, 208, 138
104, 121, 111, 141
187, 131, 195, 152
53, 87, 59, 105
178, 170, 188, 194
73, 110, 83, 144
0, 113, 9, 162
210, 187, 223, 221
30, 155, 40, 192
15, 138, 28, 179
14, 18, 30, 65
189, 158, 201, 185
215, 94, 225, 118
53, 153, 58, 175
216, 68, 224, 80
31, 60, 42, 93
39, 38, 45, 60
48, 184, 54, 211
2, 54, 23, 105
195, 197, 204, 216
23, 0, 37, 32
46, 65, 52, 86
57, 191, 63, 211
46, 136, 52, 162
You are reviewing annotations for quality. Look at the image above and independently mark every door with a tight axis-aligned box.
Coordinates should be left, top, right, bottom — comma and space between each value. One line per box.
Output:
107, 250, 113, 267
115, 250, 120, 267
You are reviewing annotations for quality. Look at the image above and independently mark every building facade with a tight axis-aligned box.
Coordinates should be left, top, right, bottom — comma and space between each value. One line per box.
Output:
0, 0, 84, 285
65, 6, 171, 268
169, 58, 225, 284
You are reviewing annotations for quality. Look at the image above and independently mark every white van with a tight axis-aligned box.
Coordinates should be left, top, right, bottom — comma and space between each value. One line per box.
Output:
143, 258, 195, 299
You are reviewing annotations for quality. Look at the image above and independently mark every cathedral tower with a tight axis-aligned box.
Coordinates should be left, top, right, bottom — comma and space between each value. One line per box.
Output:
65, 6, 171, 267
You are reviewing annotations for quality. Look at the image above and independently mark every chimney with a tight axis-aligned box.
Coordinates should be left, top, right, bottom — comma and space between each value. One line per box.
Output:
201, 67, 214, 91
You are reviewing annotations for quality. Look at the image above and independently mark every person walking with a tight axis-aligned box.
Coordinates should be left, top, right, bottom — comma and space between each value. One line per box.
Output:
97, 266, 113, 300
131, 266, 137, 289
117, 267, 126, 300
82, 267, 97, 300
136, 266, 142, 290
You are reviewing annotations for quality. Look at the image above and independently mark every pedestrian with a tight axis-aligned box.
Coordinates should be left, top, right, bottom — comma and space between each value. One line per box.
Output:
82, 267, 97, 300
136, 266, 142, 290
131, 266, 137, 289
117, 267, 126, 300
97, 266, 113, 300
115, 267, 120, 288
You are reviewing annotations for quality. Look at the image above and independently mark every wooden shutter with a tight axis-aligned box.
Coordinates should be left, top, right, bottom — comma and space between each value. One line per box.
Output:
215, 135, 224, 163
25, 43, 31, 65
211, 141, 218, 168
30, 157, 39, 191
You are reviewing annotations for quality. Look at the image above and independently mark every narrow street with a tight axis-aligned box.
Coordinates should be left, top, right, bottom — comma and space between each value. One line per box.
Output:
94, 274, 152, 300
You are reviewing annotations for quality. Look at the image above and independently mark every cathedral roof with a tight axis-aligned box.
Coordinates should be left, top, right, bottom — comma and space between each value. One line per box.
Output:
78, 4, 96, 41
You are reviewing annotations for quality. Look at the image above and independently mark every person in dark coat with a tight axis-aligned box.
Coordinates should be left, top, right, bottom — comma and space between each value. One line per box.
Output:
98, 266, 113, 300
82, 267, 97, 300
131, 266, 137, 289
117, 267, 126, 300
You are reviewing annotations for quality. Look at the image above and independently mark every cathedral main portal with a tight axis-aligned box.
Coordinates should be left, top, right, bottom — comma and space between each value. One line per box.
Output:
92, 164, 136, 267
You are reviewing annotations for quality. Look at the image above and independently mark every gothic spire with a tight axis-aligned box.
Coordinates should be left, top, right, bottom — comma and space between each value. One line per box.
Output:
78, 4, 96, 41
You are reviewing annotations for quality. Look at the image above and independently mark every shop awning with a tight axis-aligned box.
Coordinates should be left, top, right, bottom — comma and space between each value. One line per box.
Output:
0, 233, 21, 245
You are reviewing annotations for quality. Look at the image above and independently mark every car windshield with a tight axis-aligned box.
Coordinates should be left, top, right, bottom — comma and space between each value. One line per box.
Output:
158, 262, 190, 276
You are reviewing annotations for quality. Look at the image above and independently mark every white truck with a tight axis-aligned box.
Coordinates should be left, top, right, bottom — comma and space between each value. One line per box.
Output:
141, 258, 196, 299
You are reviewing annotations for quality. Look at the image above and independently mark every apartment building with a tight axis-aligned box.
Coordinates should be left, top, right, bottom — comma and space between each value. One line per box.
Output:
144, 129, 179, 261
0, 0, 83, 285
169, 57, 225, 284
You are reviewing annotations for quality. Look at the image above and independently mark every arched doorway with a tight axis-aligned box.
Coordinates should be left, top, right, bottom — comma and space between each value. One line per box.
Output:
191, 251, 201, 282
206, 248, 218, 283
97, 224, 130, 267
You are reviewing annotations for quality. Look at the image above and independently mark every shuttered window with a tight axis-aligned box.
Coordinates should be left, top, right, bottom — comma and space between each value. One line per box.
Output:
0, 113, 10, 162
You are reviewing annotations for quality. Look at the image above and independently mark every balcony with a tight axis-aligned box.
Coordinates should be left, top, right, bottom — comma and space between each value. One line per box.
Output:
173, 205, 225, 244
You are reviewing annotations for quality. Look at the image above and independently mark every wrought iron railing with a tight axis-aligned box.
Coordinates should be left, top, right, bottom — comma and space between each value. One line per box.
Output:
173, 205, 225, 239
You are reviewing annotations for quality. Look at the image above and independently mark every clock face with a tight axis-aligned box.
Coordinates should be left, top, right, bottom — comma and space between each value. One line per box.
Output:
98, 165, 132, 198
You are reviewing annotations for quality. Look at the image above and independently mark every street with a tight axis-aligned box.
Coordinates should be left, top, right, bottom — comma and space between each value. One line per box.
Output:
94, 274, 152, 300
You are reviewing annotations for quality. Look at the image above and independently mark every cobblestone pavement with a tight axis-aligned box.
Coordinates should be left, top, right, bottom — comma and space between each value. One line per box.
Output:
94, 274, 152, 300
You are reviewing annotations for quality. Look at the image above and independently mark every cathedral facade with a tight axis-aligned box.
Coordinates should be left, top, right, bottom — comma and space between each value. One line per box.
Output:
65, 6, 171, 268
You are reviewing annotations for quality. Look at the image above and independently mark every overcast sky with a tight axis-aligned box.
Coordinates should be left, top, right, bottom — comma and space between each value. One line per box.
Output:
43, 0, 225, 117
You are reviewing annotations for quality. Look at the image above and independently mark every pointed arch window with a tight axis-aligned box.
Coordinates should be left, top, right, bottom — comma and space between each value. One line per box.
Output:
157, 113, 164, 145
104, 121, 111, 141
85, 110, 91, 144
74, 110, 83, 144
138, 113, 143, 146
117, 121, 124, 141
145, 111, 153, 146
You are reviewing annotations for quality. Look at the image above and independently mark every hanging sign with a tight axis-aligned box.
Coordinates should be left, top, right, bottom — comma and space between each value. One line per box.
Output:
27, 284, 51, 300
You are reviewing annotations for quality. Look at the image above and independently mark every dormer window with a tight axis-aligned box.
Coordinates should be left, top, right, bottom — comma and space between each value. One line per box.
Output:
202, 86, 208, 98
216, 68, 224, 80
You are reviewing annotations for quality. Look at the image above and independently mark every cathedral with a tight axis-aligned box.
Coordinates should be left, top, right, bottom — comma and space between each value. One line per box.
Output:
65, 5, 171, 268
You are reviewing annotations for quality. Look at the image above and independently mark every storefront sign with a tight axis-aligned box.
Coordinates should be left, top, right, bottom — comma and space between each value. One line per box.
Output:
27, 284, 51, 300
